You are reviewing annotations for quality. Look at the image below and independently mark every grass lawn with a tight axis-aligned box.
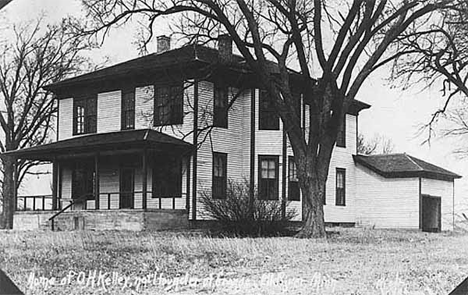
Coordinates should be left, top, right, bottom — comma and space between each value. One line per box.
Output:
1, 228, 467, 294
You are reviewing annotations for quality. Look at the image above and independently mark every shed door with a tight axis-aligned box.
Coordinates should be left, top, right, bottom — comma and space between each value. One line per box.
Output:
421, 195, 441, 232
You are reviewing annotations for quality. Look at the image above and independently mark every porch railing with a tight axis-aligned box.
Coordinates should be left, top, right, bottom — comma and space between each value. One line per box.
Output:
16, 195, 54, 211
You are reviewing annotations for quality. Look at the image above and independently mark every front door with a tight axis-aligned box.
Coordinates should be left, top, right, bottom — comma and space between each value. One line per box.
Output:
120, 168, 134, 209
72, 160, 94, 209
421, 195, 441, 232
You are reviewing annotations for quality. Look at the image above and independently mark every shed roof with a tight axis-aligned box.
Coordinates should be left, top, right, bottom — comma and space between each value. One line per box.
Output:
353, 153, 461, 181
2, 129, 192, 161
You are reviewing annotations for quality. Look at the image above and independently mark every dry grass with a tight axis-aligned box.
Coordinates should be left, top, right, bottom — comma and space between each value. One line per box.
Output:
0, 228, 467, 294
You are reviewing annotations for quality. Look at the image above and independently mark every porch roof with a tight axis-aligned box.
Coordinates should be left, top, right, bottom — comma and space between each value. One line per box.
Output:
354, 153, 462, 181
2, 129, 193, 161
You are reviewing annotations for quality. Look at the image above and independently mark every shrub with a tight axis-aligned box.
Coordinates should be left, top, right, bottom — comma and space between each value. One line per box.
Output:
200, 179, 297, 237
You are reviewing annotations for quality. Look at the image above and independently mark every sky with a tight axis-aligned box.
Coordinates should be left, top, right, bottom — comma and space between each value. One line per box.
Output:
2, 0, 467, 205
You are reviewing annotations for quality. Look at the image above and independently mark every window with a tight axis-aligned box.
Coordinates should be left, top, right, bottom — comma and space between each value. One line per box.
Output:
73, 97, 97, 135
154, 84, 183, 126
336, 168, 346, 206
72, 160, 95, 201
259, 90, 279, 130
152, 156, 182, 198
121, 89, 135, 130
259, 156, 279, 200
214, 84, 228, 128
212, 153, 227, 199
288, 157, 300, 201
336, 116, 346, 147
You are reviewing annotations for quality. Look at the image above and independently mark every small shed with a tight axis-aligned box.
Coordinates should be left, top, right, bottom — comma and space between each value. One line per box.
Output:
354, 153, 461, 232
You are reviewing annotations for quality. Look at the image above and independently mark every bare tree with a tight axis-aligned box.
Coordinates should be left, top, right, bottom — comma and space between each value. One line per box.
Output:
79, 0, 459, 238
0, 18, 94, 229
390, 2, 468, 141
357, 133, 395, 155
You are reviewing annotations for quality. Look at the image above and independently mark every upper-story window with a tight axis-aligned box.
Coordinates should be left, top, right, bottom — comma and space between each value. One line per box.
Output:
336, 116, 346, 147
73, 96, 97, 135
214, 84, 228, 128
154, 84, 183, 126
259, 90, 279, 130
121, 89, 135, 130
259, 155, 279, 200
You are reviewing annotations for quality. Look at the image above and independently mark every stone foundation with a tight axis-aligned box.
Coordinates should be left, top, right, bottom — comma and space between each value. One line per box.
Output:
13, 209, 188, 231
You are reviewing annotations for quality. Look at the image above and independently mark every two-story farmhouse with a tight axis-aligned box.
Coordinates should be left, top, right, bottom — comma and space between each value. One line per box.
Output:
8, 35, 461, 232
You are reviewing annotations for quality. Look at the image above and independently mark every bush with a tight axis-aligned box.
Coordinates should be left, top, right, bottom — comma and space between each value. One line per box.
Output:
200, 179, 297, 237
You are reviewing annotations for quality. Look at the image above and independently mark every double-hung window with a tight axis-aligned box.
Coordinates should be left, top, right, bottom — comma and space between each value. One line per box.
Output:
259, 156, 279, 200
73, 96, 97, 135
336, 168, 346, 206
259, 90, 279, 130
214, 84, 228, 128
121, 89, 135, 130
288, 157, 300, 201
154, 84, 183, 126
212, 153, 227, 199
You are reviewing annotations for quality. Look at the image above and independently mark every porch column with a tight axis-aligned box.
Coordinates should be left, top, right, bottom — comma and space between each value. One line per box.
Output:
52, 157, 58, 210
142, 148, 148, 210
94, 153, 100, 210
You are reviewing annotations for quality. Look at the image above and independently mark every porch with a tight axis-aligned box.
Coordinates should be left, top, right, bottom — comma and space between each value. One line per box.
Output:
6, 129, 193, 231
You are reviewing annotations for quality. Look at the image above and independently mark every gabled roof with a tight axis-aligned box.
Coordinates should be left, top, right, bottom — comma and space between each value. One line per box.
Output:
354, 153, 461, 181
2, 129, 192, 161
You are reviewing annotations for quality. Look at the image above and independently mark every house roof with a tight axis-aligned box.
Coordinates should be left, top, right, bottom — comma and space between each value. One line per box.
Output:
354, 153, 462, 181
44, 43, 371, 114
44, 45, 273, 92
2, 129, 193, 161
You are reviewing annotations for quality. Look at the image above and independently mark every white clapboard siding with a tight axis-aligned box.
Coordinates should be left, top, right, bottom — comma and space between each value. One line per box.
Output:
285, 113, 358, 222
134, 82, 195, 144
355, 165, 419, 229
97, 90, 121, 133
192, 82, 253, 219
421, 178, 454, 231
58, 98, 73, 140
252, 88, 286, 221
324, 114, 358, 223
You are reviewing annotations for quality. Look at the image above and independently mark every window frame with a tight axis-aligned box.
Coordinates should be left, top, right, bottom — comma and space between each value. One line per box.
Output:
288, 156, 300, 201
336, 116, 346, 148
152, 156, 182, 198
213, 84, 228, 128
73, 96, 97, 135
335, 168, 346, 206
121, 88, 135, 130
258, 155, 279, 200
212, 152, 227, 199
259, 90, 279, 130
154, 83, 184, 126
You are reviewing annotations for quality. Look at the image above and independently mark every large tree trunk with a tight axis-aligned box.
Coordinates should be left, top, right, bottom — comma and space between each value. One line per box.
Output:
1, 156, 16, 229
296, 171, 327, 238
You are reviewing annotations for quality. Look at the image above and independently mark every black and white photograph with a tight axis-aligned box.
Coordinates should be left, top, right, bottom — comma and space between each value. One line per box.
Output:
1, 0, 468, 294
